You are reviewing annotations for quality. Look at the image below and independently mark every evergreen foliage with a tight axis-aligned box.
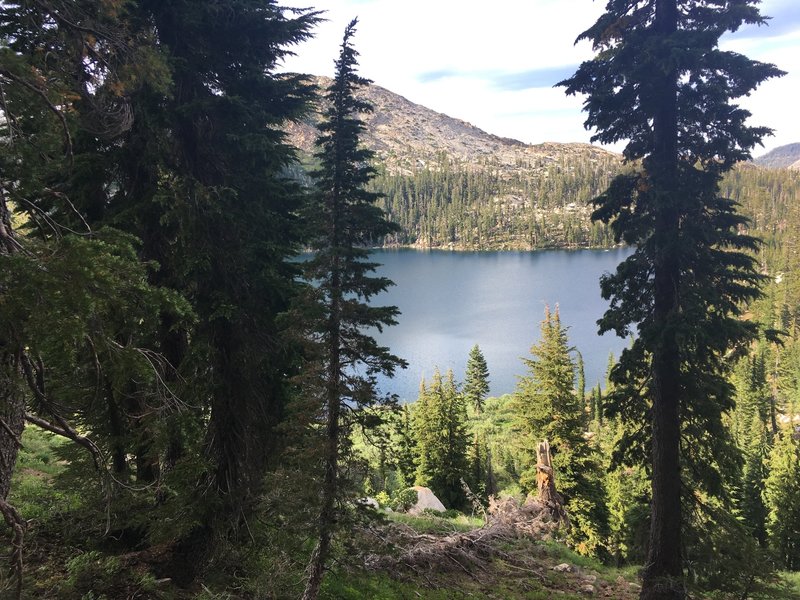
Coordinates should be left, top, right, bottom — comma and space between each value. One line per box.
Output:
764, 429, 800, 570
372, 154, 618, 249
3, 1, 800, 597
511, 307, 609, 556
413, 370, 471, 509
300, 19, 405, 599
1, 0, 323, 588
391, 405, 419, 489
362, 136, 800, 253
464, 344, 491, 413
560, 1, 782, 596
738, 412, 770, 547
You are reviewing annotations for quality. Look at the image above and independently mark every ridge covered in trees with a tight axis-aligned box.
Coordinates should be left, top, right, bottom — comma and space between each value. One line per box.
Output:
286, 78, 800, 252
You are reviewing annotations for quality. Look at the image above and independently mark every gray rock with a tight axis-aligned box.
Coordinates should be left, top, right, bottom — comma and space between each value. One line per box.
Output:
358, 497, 380, 509
580, 584, 595, 595
407, 486, 446, 515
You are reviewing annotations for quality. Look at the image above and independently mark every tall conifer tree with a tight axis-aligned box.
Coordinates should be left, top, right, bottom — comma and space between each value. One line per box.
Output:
301, 19, 404, 600
0, 3, 186, 591
3, 1, 323, 584
464, 344, 491, 412
512, 307, 609, 556
561, 1, 782, 597
764, 428, 800, 570
413, 369, 470, 509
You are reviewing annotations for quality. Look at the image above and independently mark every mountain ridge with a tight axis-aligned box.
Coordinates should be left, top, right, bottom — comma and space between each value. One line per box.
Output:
753, 143, 800, 169
287, 76, 800, 251
286, 75, 618, 176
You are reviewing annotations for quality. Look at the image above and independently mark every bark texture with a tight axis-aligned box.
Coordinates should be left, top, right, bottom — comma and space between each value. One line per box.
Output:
536, 440, 567, 523
640, 1, 685, 598
0, 189, 27, 599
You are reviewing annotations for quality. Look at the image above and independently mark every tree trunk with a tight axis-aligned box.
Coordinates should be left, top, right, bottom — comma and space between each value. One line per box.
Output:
0, 189, 27, 599
535, 440, 567, 523
302, 260, 342, 600
640, 1, 685, 598
302, 361, 341, 600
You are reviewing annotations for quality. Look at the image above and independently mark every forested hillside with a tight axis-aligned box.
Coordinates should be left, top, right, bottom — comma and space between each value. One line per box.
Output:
288, 79, 800, 250
374, 160, 800, 250
754, 143, 800, 169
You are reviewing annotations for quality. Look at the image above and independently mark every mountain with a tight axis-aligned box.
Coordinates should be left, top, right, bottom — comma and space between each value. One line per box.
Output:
287, 76, 622, 250
287, 77, 800, 250
753, 143, 800, 169
286, 76, 617, 177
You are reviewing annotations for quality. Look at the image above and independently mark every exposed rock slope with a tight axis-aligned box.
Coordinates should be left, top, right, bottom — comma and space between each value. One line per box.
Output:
285, 76, 617, 176
753, 143, 800, 169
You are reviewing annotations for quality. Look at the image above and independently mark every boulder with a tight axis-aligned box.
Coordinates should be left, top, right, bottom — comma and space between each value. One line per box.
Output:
580, 584, 595, 595
552, 563, 574, 573
358, 497, 380, 509
407, 486, 446, 515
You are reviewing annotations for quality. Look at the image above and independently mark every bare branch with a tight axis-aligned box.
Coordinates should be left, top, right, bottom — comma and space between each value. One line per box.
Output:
24, 413, 103, 471
32, 0, 122, 45
0, 419, 23, 449
42, 189, 92, 235
19, 353, 104, 469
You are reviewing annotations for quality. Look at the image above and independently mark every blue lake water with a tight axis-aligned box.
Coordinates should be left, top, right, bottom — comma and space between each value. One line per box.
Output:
368, 248, 634, 402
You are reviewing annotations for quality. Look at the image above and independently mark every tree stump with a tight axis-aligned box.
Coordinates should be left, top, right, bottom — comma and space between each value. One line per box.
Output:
536, 440, 568, 523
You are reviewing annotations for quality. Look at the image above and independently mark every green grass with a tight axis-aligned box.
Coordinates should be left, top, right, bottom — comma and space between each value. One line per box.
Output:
321, 566, 574, 600
14, 425, 66, 476
8, 425, 80, 523
387, 511, 483, 534
322, 572, 457, 600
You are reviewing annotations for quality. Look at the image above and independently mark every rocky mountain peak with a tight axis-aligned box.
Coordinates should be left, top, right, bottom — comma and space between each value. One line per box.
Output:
285, 75, 618, 176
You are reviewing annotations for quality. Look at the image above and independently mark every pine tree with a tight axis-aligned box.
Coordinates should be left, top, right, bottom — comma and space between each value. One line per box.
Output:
468, 431, 494, 497
512, 307, 609, 556
301, 19, 404, 600
605, 352, 615, 391
560, 2, 782, 596
3, 0, 326, 585
592, 384, 604, 426
764, 429, 800, 570
0, 4, 188, 592
464, 344, 491, 412
732, 352, 771, 447
576, 350, 586, 410
391, 405, 418, 488
413, 370, 470, 509
738, 412, 769, 547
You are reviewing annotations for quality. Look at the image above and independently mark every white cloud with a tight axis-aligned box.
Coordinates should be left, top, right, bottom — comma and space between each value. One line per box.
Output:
280, 0, 799, 154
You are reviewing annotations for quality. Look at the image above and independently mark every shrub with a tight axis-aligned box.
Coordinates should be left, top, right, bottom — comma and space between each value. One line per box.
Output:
390, 488, 418, 512
375, 490, 391, 508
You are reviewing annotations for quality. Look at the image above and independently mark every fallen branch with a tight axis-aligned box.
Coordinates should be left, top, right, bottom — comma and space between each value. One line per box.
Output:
363, 495, 560, 577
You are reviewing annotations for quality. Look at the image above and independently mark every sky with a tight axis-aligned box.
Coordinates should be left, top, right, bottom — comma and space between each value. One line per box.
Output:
278, 0, 800, 156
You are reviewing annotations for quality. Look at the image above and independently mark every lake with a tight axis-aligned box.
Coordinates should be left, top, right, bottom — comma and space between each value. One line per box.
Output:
368, 247, 634, 402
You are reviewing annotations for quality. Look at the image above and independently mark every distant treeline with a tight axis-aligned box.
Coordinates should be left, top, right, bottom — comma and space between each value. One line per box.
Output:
369, 156, 800, 251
